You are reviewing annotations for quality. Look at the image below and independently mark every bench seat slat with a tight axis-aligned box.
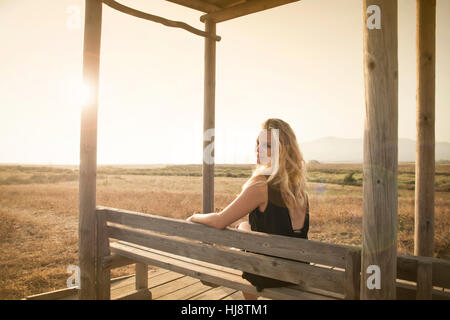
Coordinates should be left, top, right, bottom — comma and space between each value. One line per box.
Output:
109, 241, 341, 300
98, 206, 348, 268
107, 225, 346, 295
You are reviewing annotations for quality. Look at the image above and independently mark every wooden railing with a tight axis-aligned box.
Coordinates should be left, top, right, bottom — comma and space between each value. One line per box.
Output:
95, 206, 450, 300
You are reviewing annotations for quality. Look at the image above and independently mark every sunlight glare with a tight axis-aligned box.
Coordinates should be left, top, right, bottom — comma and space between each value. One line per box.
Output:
63, 76, 91, 111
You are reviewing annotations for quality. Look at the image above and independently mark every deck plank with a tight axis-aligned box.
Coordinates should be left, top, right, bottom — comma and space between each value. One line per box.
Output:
112, 268, 170, 290
150, 276, 199, 299
222, 291, 244, 300
157, 281, 214, 300
55, 266, 341, 300
190, 286, 237, 300
112, 271, 185, 298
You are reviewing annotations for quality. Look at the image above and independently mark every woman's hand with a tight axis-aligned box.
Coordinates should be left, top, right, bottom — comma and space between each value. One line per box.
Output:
186, 212, 200, 223
185, 212, 224, 229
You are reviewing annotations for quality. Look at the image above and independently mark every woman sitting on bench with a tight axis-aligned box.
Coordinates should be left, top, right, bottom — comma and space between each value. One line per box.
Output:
187, 118, 309, 300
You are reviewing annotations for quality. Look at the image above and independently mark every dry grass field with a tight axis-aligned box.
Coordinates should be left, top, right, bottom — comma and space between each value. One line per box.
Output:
0, 163, 449, 299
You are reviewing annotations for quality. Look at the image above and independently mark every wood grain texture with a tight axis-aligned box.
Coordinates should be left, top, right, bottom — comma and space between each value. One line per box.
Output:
361, 0, 398, 300
110, 242, 340, 300
96, 211, 111, 299
98, 207, 349, 267
200, 0, 300, 23
203, 19, 216, 214
107, 227, 346, 294
414, 0, 436, 258
416, 260, 432, 299
135, 263, 148, 290
115, 288, 152, 300
103, 0, 221, 41
102, 253, 135, 270
397, 254, 450, 288
344, 250, 361, 300
79, 0, 102, 300
166, 0, 221, 13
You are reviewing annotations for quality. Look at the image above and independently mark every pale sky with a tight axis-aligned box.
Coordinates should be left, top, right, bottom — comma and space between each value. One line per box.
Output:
1, 0, 449, 165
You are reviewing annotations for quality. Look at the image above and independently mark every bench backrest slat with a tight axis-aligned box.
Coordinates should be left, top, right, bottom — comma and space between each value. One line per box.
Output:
397, 254, 450, 289
98, 206, 349, 268
106, 224, 346, 294
97, 206, 450, 296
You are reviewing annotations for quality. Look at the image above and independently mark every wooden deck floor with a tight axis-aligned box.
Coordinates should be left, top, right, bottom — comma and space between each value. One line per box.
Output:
56, 267, 271, 300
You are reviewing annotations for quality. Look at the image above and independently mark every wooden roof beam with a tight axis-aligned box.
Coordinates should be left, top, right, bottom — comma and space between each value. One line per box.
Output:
200, 0, 300, 23
165, 0, 222, 13
103, 0, 221, 41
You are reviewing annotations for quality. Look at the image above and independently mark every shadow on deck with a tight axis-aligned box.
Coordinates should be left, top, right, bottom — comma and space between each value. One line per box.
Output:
24, 267, 271, 300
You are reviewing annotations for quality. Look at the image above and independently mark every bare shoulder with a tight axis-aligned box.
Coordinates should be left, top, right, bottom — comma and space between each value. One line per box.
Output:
251, 174, 268, 183
243, 175, 268, 202
247, 175, 268, 189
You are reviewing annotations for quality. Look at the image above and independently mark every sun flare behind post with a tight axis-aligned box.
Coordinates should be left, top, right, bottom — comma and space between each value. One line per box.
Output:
65, 76, 92, 112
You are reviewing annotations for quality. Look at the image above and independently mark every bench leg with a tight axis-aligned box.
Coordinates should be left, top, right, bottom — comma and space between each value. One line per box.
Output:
96, 211, 111, 299
97, 268, 111, 300
135, 263, 148, 290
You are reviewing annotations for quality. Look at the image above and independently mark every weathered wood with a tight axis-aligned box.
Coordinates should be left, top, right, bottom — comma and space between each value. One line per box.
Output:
96, 210, 111, 299
200, 0, 300, 23
114, 288, 152, 300
361, 0, 398, 300
101, 207, 450, 291
158, 281, 212, 300
203, 18, 216, 214
120, 241, 347, 301
110, 242, 339, 300
135, 263, 148, 290
119, 241, 245, 278
416, 260, 432, 299
112, 271, 184, 298
344, 250, 361, 300
107, 226, 346, 294
102, 253, 135, 270
79, 0, 102, 300
414, 0, 436, 258
396, 280, 449, 300
150, 276, 199, 299
99, 207, 348, 267
102, 0, 220, 41
25, 287, 79, 300
191, 286, 237, 300
397, 254, 450, 288
166, 0, 221, 13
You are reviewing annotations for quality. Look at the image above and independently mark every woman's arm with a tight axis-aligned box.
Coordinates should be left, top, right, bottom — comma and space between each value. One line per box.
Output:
187, 177, 267, 229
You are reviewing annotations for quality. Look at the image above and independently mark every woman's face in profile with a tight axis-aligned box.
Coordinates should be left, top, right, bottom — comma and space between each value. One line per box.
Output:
256, 130, 272, 165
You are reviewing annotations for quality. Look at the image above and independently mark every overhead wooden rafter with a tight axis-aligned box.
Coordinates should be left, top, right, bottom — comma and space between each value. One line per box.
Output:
166, 0, 248, 13
166, 0, 221, 13
102, 0, 221, 41
199, 0, 300, 23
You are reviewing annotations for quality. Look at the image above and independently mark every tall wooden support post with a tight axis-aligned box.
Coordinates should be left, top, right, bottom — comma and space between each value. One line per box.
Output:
414, 0, 436, 258
202, 19, 216, 214
361, 1, 398, 299
96, 210, 111, 299
79, 0, 102, 300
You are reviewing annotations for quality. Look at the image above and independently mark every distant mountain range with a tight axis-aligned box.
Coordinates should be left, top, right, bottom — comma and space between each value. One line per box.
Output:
299, 137, 450, 163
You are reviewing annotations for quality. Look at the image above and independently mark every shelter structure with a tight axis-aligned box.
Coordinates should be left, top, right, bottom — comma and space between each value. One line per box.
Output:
76, 0, 440, 300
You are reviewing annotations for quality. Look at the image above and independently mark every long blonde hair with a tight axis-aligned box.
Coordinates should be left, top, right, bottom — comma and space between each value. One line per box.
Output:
242, 118, 308, 209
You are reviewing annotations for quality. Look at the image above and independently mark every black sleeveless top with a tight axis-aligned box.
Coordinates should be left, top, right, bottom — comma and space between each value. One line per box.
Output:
242, 183, 310, 292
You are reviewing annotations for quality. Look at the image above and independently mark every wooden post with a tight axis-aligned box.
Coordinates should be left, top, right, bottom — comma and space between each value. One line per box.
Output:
416, 260, 433, 299
96, 210, 111, 299
414, 0, 436, 258
135, 263, 148, 290
361, 0, 398, 300
344, 250, 361, 300
202, 19, 216, 214
79, 0, 102, 300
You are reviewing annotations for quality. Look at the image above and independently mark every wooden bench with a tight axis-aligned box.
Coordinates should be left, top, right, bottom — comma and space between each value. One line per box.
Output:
94, 206, 450, 300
